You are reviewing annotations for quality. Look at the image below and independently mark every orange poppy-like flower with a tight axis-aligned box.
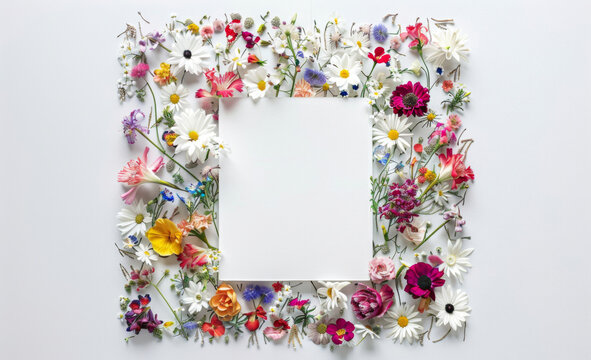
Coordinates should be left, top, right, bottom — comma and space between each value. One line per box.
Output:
145, 218, 183, 256
209, 283, 242, 321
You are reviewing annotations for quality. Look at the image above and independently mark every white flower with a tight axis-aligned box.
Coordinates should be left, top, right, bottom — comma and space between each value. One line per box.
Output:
226, 48, 246, 72
384, 303, 423, 344
433, 182, 451, 207
400, 217, 427, 246
117, 200, 151, 238
271, 37, 288, 56
424, 28, 469, 67
342, 32, 370, 58
160, 83, 190, 113
430, 287, 471, 331
208, 136, 231, 158
135, 244, 158, 266
167, 32, 210, 75
171, 109, 216, 163
355, 324, 380, 342
181, 281, 210, 315
329, 14, 346, 32
409, 60, 422, 76
244, 67, 270, 99
282, 285, 292, 297
326, 54, 362, 90
161, 321, 176, 335
213, 42, 225, 55
440, 239, 474, 283
372, 113, 413, 152
317, 281, 350, 311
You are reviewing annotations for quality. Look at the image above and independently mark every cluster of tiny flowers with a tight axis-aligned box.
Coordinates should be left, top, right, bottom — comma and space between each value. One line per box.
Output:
379, 179, 421, 232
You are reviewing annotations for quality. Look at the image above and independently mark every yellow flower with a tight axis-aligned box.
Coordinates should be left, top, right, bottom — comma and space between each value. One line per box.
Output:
425, 170, 436, 182
187, 23, 200, 34
146, 218, 183, 256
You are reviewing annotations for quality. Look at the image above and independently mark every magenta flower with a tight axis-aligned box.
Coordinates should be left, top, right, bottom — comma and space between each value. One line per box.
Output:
326, 318, 355, 345
350, 283, 394, 320
404, 262, 445, 300
117, 147, 165, 204
390, 81, 430, 117
130, 63, 149, 78
378, 178, 421, 232
125, 295, 163, 334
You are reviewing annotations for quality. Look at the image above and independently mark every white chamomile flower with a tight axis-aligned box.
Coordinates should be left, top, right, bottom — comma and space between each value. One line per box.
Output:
227, 48, 246, 72
171, 109, 216, 163
384, 303, 423, 344
244, 67, 270, 99
440, 239, 474, 283
181, 281, 210, 315
372, 113, 413, 152
326, 54, 362, 90
117, 200, 151, 238
167, 32, 210, 75
430, 286, 471, 331
213, 42, 225, 54
329, 14, 346, 32
317, 281, 350, 311
160, 83, 190, 113
209, 136, 231, 158
424, 28, 469, 67
355, 324, 380, 342
135, 243, 158, 266
342, 31, 370, 58
268, 306, 278, 315
282, 285, 292, 297
433, 182, 452, 207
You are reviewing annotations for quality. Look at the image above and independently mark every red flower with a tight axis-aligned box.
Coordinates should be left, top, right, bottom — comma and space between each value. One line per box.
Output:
248, 54, 266, 65
438, 148, 475, 189
272, 282, 283, 292
368, 47, 391, 64
400, 22, 429, 48
272, 318, 290, 331
288, 298, 310, 309
414, 143, 423, 153
202, 315, 225, 337
196, 68, 244, 98
244, 306, 267, 332
225, 19, 241, 43
442, 80, 454, 93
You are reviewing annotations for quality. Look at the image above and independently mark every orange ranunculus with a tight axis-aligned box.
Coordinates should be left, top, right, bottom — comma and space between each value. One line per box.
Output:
209, 283, 241, 321
145, 218, 183, 256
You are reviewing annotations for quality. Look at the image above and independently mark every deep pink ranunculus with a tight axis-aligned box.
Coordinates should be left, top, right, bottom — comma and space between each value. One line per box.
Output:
350, 283, 394, 320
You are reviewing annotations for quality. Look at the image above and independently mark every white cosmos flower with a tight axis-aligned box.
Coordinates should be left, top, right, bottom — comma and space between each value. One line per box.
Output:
430, 286, 471, 331
181, 281, 210, 315
117, 200, 151, 238
384, 303, 423, 344
167, 32, 210, 75
135, 243, 158, 266
342, 31, 370, 58
172, 109, 216, 163
244, 67, 270, 100
440, 239, 474, 283
326, 54, 362, 90
160, 83, 190, 113
372, 113, 413, 152
424, 28, 469, 68
317, 281, 350, 311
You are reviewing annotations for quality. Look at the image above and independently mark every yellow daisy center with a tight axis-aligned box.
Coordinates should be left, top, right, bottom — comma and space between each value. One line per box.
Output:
316, 323, 327, 334
144, 251, 150, 256
257, 80, 267, 91
322, 83, 330, 91
188, 131, 199, 141
135, 214, 144, 224
439, 190, 444, 196
427, 113, 436, 121
336, 329, 346, 336
339, 69, 350, 78
388, 129, 399, 140
447, 255, 456, 266
356, 40, 362, 48
326, 287, 334, 299
170, 94, 180, 104
397, 316, 409, 328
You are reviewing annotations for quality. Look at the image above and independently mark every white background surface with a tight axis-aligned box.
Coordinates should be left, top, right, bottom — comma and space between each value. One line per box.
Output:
1, 0, 590, 359
219, 98, 372, 281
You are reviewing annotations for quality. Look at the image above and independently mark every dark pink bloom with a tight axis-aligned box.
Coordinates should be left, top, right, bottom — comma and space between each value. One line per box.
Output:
350, 283, 394, 320
241, 31, 260, 48
196, 68, 244, 98
400, 22, 429, 48
177, 243, 209, 269
288, 298, 310, 309
130, 63, 149, 78
326, 318, 355, 345
404, 262, 445, 300
438, 148, 475, 189
390, 81, 430, 117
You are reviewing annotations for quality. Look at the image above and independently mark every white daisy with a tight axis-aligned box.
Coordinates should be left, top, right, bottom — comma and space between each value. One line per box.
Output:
160, 83, 190, 113
271, 36, 288, 55
226, 48, 246, 72
135, 243, 158, 266
372, 113, 413, 152
181, 281, 210, 315
440, 239, 474, 283
355, 324, 380, 342
167, 32, 210, 76
208, 136, 231, 158
430, 286, 471, 331
342, 31, 370, 58
384, 303, 423, 344
243, 67, 270, 100
282, 285, 293, 297
433, 182, 452, 207
424, 28, 469, 68
317, 281, 350, 311
116, 200, 151, 238
171, 109, 216, 163
326, 54, 362, 90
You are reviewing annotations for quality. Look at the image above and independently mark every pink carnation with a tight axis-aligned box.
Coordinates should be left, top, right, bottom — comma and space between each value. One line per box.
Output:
130, 63, 149, 78
446, 114, 462, 131
368, 257, 396, 283
200, 25, 214, 39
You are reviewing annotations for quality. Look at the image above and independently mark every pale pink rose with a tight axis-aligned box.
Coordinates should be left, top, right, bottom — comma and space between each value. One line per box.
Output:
200, 25, 214, 39
390, 36, 402, 50
368, 257, 396, 283
213, 19, 224, 33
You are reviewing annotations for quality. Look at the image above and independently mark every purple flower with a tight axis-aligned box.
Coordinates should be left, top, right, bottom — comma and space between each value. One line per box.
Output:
303, 68, 327, 87
350, 283, 394, 320
373, 24, 389, 43
124, 294, 163, 334
139, 31, 166, 52
122, 109, 148, 144
243, 284, 274, 303
404, 262, 445, 300
242, 31, 259, 48
378, 179, 421, 232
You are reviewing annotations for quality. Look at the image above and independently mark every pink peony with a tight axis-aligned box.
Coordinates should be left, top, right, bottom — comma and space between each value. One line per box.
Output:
368, 257, 396, 283
350, 283, 394, 320
117, 147, 164, 204
130, 63, 149, 78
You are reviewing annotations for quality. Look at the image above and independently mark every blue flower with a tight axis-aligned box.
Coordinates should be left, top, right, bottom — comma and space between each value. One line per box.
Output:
243, 285, 260, 302
160, 189, 174, 201
340, 90, 349, 97
303, 68, 327, 87
297, 50, 304, 58
183, 321, 198, 330
352, 84, 359, 91
372, 24, 389, 43
260, 286, 275, 304
128, 235, 139, 245
436, 67, 443, 75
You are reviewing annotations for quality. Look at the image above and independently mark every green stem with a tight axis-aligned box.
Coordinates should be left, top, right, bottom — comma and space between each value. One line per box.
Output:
417, 179, 438, 203
286, 35, 299, 97
150, 281, 188, 339
144, 81, 164, 149
413, 219, 450, 250
360, 62, 377, 97
418, 47, 431, 89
